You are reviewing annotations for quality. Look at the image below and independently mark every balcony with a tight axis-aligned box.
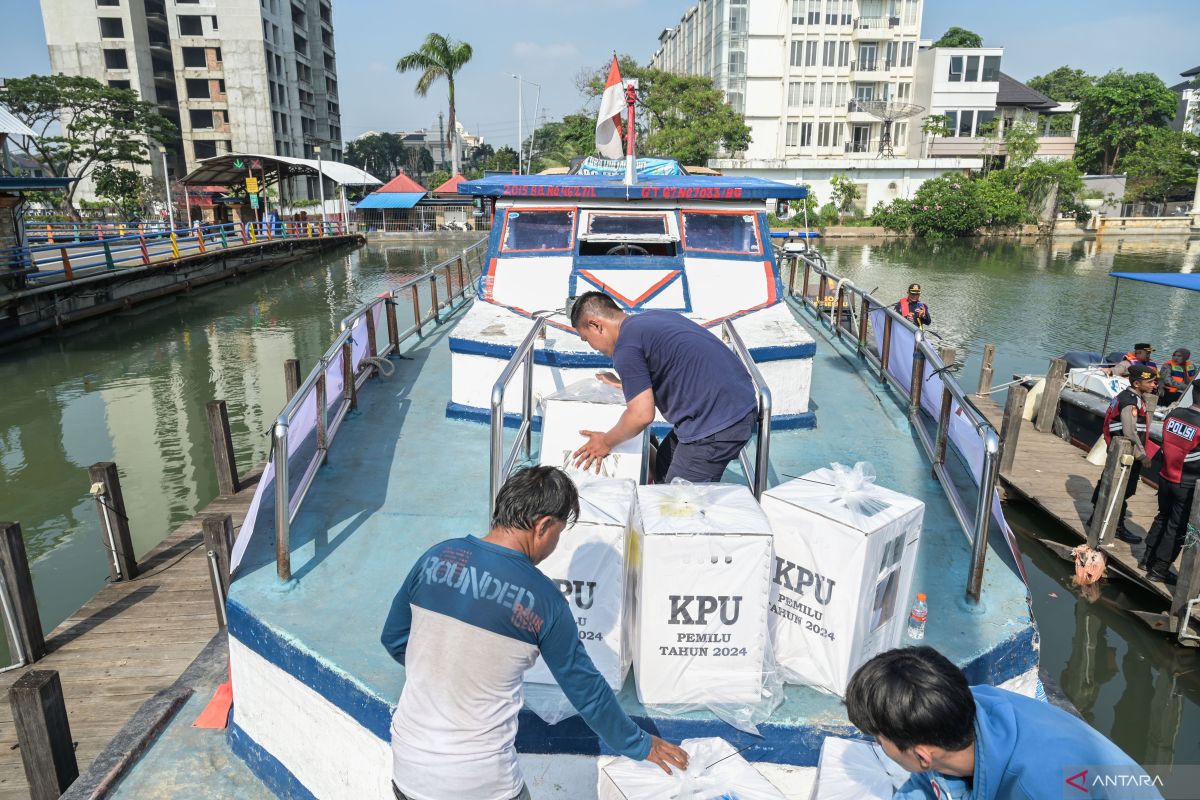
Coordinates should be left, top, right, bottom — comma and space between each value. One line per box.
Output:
844, 141, 874, 155
846, 99, 877, 121
927, 135, 1076, 160
850, 60, 880, 80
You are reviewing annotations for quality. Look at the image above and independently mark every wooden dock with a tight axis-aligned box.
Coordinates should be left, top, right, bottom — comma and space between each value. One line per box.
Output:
0, 467, 260, 799
974, 396, 1198, 622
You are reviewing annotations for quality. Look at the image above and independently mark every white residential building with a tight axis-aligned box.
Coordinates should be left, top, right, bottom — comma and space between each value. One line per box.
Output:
40, 0, 343, 201
1171, 66, 1199, 135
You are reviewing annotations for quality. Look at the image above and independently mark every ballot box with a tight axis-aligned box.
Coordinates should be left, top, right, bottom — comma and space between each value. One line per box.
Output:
632, 483, 774, 706
759, 464, 924, 695
538, 378, 647, 482
525, 477, 637, 691
598, 737, 786, 800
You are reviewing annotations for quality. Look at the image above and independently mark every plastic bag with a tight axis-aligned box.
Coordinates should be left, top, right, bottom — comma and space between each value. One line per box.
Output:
826, 462, 892, 521
813, 737, 910, 800
598, 737, 785, 800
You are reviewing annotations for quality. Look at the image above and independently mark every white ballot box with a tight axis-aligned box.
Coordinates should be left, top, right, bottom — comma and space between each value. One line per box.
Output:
598, 737, 786, 800
633, 483, 774, 706
525, 477, 637, 691
760, 464, 924, 696
538, 378, 647, 482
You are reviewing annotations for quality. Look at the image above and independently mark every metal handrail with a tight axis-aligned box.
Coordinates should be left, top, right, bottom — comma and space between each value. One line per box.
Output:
785, 246, 1002, 603
723, 320, 773, 499
273, 238, 488, 580
489, 317, 546, 510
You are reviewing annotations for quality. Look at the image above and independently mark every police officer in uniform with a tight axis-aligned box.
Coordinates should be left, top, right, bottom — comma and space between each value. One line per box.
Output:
1089, 365, 1159, 544
894, 283, 931, 326
1112, 343, 1157, 378
1142, 379, 1200, 583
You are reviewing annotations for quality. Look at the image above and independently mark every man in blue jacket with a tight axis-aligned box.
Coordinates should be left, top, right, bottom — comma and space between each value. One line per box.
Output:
382, 466, 687, 800
845, 647, 1156, 800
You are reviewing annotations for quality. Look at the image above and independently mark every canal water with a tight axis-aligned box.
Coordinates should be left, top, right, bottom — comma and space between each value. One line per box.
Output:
1, 235, 1197, 766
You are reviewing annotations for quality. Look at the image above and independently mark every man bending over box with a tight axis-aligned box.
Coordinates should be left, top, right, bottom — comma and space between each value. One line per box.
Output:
570, 290, 757, 483
381, 466, 687, 800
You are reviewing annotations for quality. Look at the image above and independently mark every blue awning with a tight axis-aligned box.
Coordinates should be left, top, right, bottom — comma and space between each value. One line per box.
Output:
0, 176, 77, 192
1109, 272, 1200, 292
355, 192, 425, 210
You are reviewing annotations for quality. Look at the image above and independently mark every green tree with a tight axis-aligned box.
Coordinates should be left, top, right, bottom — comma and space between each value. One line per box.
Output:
396, 33, 473, 175
426, 169, 452, 191
933, 27, 983, 47
2, 74, 178, 220
489, 146, 520, 173
527, 113, 595, 171
93, 164, 144, 218
1001, 121, 1040, 169
829, 174, 860, 221
1121, 128, 1200, 205
1075, 70, 1177, 173
1027, 66, 1094, 102
581, 55, 751, 165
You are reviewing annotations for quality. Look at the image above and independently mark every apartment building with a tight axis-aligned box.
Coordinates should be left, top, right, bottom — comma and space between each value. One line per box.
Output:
1171, 66, 1199, 136
40, 0, 343, 201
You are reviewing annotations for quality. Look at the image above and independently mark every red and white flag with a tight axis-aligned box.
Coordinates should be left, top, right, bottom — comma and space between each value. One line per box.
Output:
595, 56, 625, 159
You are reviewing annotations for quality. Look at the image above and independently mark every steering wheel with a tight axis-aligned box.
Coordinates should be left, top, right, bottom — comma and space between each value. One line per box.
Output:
605, 243, 651, 256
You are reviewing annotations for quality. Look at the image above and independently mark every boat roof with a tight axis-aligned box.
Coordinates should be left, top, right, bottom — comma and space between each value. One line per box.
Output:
459, 173, 809, 201
1110, 272, 1200, 292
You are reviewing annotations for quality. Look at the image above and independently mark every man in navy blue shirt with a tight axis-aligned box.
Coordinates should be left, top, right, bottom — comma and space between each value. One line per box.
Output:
382, 466, 687, 800
569, 291, 757, 483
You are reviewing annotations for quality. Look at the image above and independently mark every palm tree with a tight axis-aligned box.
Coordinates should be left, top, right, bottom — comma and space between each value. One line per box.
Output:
396, 34, 473, 176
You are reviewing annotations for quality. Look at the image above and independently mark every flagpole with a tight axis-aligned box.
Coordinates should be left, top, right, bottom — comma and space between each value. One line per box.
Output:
623, 82, 637, 186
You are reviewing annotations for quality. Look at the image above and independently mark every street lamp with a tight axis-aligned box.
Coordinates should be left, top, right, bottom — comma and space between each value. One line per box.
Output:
314, 145, 326, 232
510, 75, 541, 174
159, 147, 175, 231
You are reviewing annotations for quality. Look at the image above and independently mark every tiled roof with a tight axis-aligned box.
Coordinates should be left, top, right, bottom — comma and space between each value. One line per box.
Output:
431, 173, 466, 194
996, 73, 1059, 111
376, 172, 428, 193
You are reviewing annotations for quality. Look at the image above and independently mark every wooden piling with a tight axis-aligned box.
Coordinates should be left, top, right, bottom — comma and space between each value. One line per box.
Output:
284, 359, 302, 401
998, 383, 1030, 475
976, 344, 996, 398
205, 400, 241, 496
1035, 357, 1068, 434
201, 514, 234, 628
934, 347, 957, 466
1170, 490, 1200, 642
856, 295, 870, 354
9, 670, 77, 800
385, 299, 400, 352
342, 340, 357, 411
0, 523, 46, 663
87, 463, 138, 582
1087, 438, 1134, 548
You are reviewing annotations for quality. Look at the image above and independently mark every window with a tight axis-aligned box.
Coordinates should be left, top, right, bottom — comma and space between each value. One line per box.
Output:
108, 79, 131, 89
965, 55, 979, 82
189, 109, 214, 128
786, 121, 799, 147
97, 0, 119, 5
948, 56, 963, 82
788, 81, 803, 107
823, 40, 836, 67
729, 50, 745, 75
791, 0, 804, 24
820, 81, 833, 107
818, 121, 832, 146
587, 214, 669, 236
805, 40, 818, 67
803, 82, 815, 107
894, 122, 907, 146
178, 15, 202, 35
900, 42, 914, 68
835, 81, 848, 107
211, 14, 218, 30
214, 47, 223, 63
943, 110, 958, 134
682, 213, 760, 254
103, 48, 128, 69
838, 41, 850, 67
982, 55, 1001, 82
841, 0, 853, 24
903, 0, 918, 25
885, 41, 897, 69
790, 42, 803, 67
502, 210, 574, 252
217, 79, 226, 94
181, 46, 206, 67
799, 122, 813, 146
897, 81, 911, 100
194, 140, 217, 159
977, 110, 998, 135
832, 122, 842, 146
185, 78, 210, 99
958, 109, 975, 137
98, 17, 124, 38
855, 84, 875, 102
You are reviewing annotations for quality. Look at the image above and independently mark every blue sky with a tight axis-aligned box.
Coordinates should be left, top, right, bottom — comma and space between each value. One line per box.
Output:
3, 1, 1197, 151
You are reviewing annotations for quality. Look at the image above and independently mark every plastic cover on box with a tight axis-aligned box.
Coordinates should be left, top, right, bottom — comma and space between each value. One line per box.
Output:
633, 482, 781, 733
813, 736, 911, 800
760, 463, 924, 696
598, 737, 786, 800
539, 378, 646, 481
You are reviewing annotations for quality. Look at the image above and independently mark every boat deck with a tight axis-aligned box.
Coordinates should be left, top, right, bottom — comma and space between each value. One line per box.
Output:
225, 296, 1036, 769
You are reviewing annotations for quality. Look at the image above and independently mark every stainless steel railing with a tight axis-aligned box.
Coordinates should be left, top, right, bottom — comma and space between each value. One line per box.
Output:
724, 320, 773, 499
489, 317, 546, 510
272, 239, 488, 581
784, 245, 1001, 603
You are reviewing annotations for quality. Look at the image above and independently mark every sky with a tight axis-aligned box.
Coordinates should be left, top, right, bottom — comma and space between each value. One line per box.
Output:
3, 0, 1198, 153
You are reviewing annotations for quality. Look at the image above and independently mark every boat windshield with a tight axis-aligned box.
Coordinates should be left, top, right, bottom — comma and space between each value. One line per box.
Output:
587, 213, 669, 237
682, 212, 761, 254
502, 210, 575, 252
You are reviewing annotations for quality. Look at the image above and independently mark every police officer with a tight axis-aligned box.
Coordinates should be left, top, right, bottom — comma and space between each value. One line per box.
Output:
1142, 380, 1200, 583
895, 283, 931, 326
1089, 365, 1159, 544
1158, 347, 1196, 406
1112, 343, 1156, 378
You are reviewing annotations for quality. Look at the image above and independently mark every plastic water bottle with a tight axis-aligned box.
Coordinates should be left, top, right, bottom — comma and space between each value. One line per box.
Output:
907, 593, 928, 640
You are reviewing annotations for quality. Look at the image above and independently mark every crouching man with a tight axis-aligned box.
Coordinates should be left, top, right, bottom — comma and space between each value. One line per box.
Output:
382, 466, 688, 800
845, 646, 1155, 799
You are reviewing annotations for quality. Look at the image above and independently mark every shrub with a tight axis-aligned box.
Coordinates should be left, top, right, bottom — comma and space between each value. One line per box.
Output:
817, 202, 840, 227
904, 176, 988, 239
870, 198, 913, 232
976, 172, 1028, 228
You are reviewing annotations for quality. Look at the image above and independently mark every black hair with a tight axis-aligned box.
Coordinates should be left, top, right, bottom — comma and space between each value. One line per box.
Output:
844, 646, 977, 752
569, 291, 623, 329
491, 466, 580, 531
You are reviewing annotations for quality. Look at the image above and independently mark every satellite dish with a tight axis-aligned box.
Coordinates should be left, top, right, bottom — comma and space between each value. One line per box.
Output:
850, 100, 926, 158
